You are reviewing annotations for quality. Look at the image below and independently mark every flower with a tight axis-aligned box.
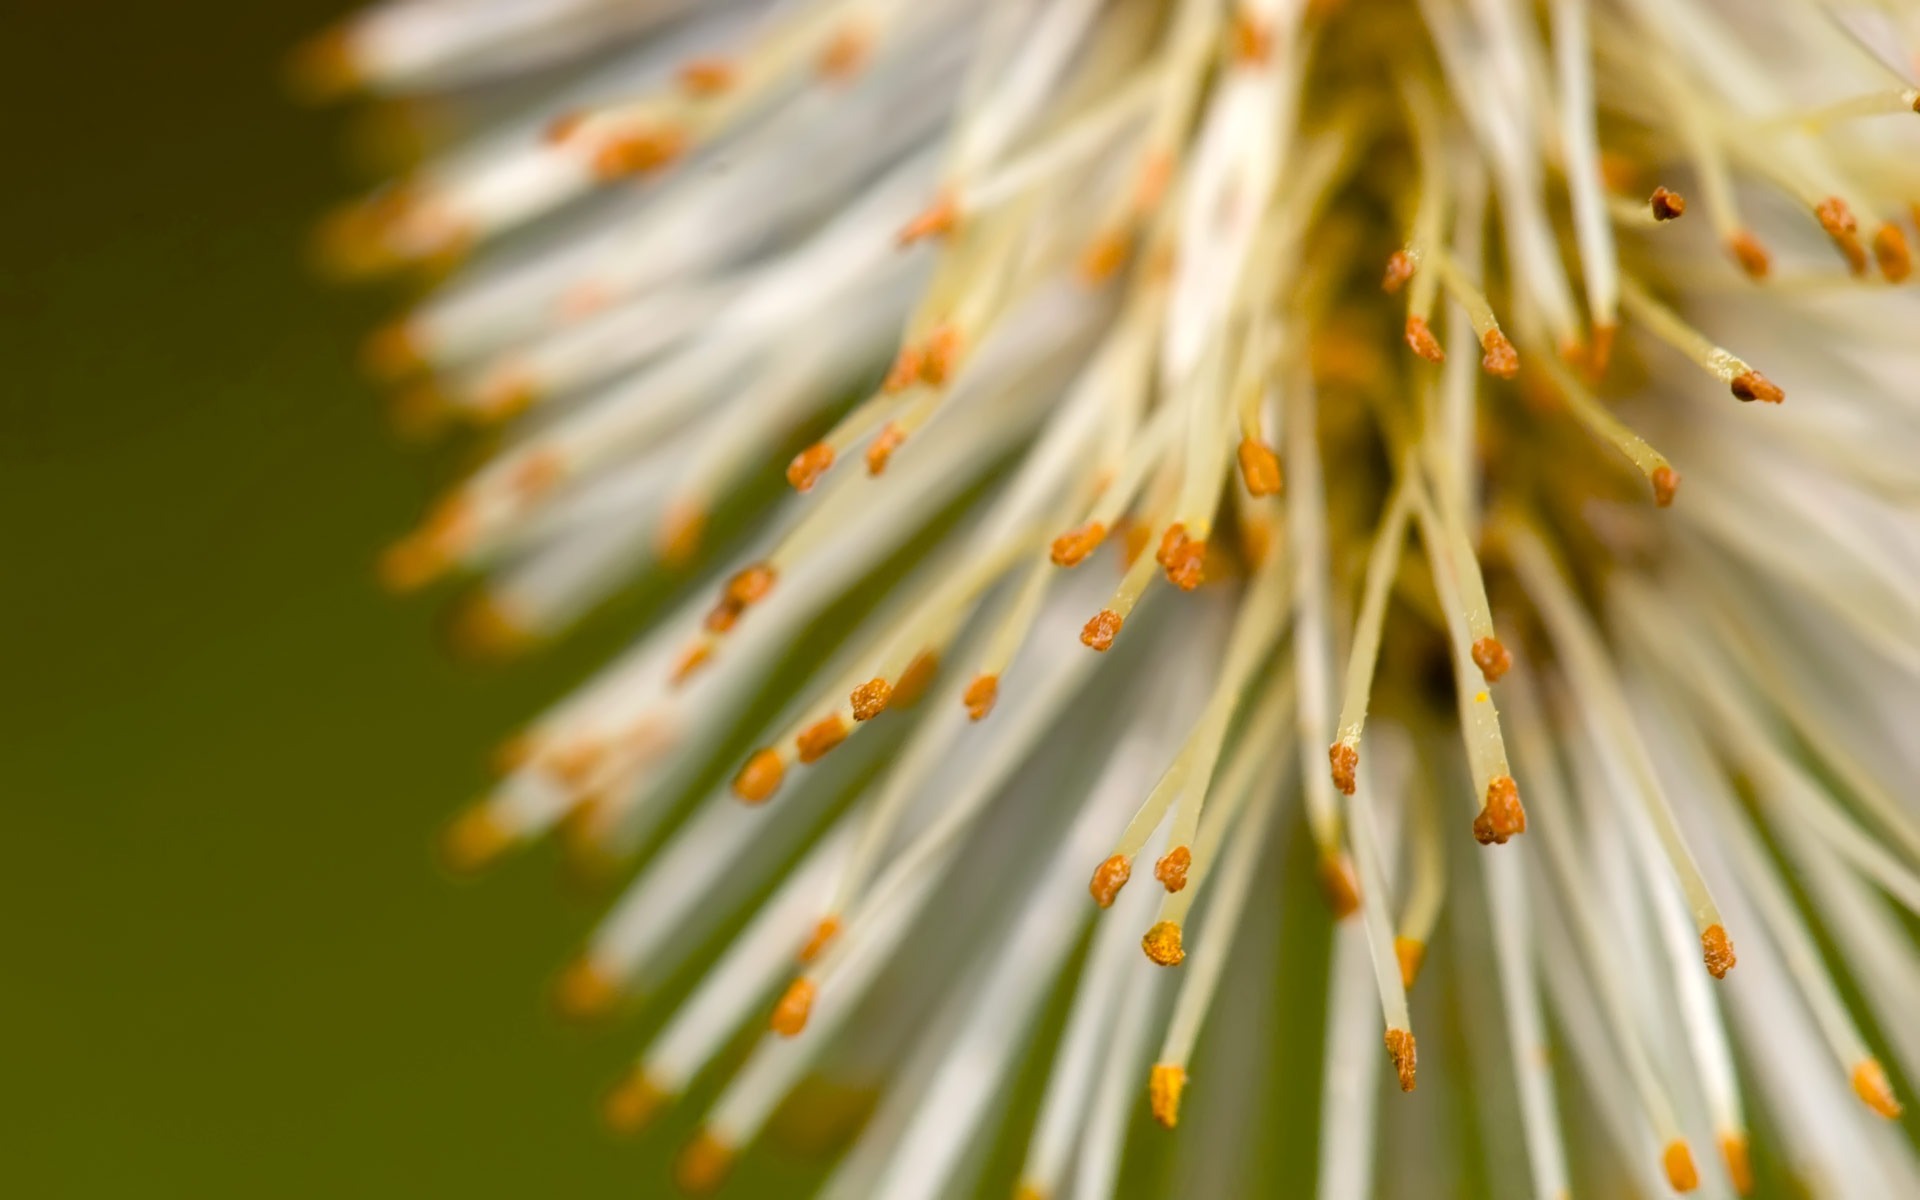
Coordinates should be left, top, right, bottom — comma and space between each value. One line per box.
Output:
303, 0, 1920, 1194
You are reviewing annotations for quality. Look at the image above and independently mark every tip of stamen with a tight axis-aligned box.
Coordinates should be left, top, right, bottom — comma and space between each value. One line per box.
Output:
1873, 223, 1912, 283
551, 957, 621, 1023
1405, 315, 1446, 363
660, 503, 707, 567
674, 1128, 735, 1195
1663, 1139, 1700, 1192
787, 442, 835, 491
1142, 921, 1185, 966
897, 192, 959, 246
1149, 1063, 1187, 1128
919, 325, 962, 387
1480, 329, 1519, 379
286, 28, 360, 104
1470, 636, 1512, 683
1080, 609, 1123, 652
1328, 741, 1359, 796
1719, 1131, 1754, 1196
850, 677, 892, 722
1237, 437, 1283, 496
733, 749, 785, 804
439, 806, 514, 875
892, 651, 938, 707
1853, 1058, 1902, 1118
362, 319, 425, 382
798, 917, 841, 964
771, 977, 816, 1037
1080, 230, 1132, 283
1384, 1028, 1417, 1092
671, 641, 714, 687
1701, 923, 1736, 979
1652, 466, 1680, 508
964, 674, 999, 721
725, 563, 777, 608
865, 423, 905, 475
590, 128, 686, 181
1090, 854, 1132, 908
1051, 522, 1107, 566
1154, 846, 1192, 893
1729, 371, 1784, 405
448, 591, 537, 661
676, 58, 735, 97
796, 714, 849, 764
1473, 776, 1527, 845
1317, 852, 1362, 918
1649, 187, 1687, 221
1728, 231, 1772, 280
1382, 249, 1416, 294
1395, 936, 1427, 990
1155, 525, 1205, 590
602, 1067, 668, 1136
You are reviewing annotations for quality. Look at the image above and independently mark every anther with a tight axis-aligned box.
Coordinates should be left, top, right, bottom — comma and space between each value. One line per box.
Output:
1405, 315, 1445, 363
1652, 466, 1680, 508
676, 58, 736, 96
725, 563, 776, 607
591, 128, 685, 180
1050, 522, 1107, 566
1142, 921, 1185, 966
602, 1067, 668, 1136
963, 674, 999, 721
1473, 776, 1527, 845
1471, 636, 1512, 682
1873, 223, 1912, 283
1649, 187, 1687, 221
1156, 525, 1205, 591
1384, 1029, 1417, 1092
897, 192, 959, 246
1328, 742, 1359, 796
1149, 1064, 1187, 1128
551, 957, 620, 1023
1720, 1132, 1753, 1196
671, 642, 713, 687
1701, 923, 1736, 979
1852, 1058, 1902, 1118
1080, 609, 1123, 651
798, 917, 841, 964
771, 977, 816, 1037
893, 652, 938, 708
733, 749, 784, 803
919, 325, 962, 387
1480, 329, 1519, 379
787, 442, 835, 491
1089, 854, 1132, 907
1317, 851, 1362, 917
1382, 250, 1416, 293
674, 1129, 735, 1196
1663, 1140, 1700, 1192
1237, 437, 1283, 496
1729, 371, 1784, 404
440, 807, 513, 875
796, 714, 848, 763
1815, 198, 1869, 275
1395, 936, 1426, 990
865, 423, 905, 475
850, 678, 892, 721
1727, 231, 1771, 280
1155, 846, 1192, 893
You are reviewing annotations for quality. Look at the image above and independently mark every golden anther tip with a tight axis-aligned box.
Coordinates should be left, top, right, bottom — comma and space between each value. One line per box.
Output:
795, 714, 848, 764
919, 325, 962, 387
724, 563, 776, 608
1701, 923, 1736, 979
671, 641, 713, 687
1089, 854, 1132, 908
1050, 521, 1107, 567
286, 28, 361, 105
1729, 370, 1784, 405
1328, 741, 1359, 796
1080, 609, 1123, 652
1079, 230, 1132, 284
1395, 936, 1426, 991
732, 749, 785, 804
771, 977, 816, 1037
675, 58, 735, 97
590, 128, 686, 181
798, 916, 841, 964
1142, 921, 1185, 966
1719, 1132, 1754, 1196
963, 674, 999, 721
892, 651, 938, 708
1237, 436, 1283, 496
1155, 525, 1206, 591
786, 442, 834, 491
1873, 223, 1912, 283
1652, 465, 1680, 509
448, 591, 537, 661
1480, 329, 1519, 379
850, 677, 892, 722
1853, 1058, 1902, 1118
551, 957, 621, 1024
1473, 776, 1527, 845
1382, 249, 1416, 294
1148, 1064, 1187, 1129
1662, 1139, 1700, 1192
1404, 315, 1445, 364
1649, 186, 1687, 221
361, 319, 426, 382
864, 423, 905, 475
1154, 846, 1192, 893
674, 1128, 736, 1195
601, 1067, 668, 1137
1317, 852, 1362, 918
1470, 636, 1512, 683
897, 192, 959, 246
816, 25, 870, 80
439, 807, 514, 876
1728, 231, 1771, 280
1384, 1028, 1417, 1092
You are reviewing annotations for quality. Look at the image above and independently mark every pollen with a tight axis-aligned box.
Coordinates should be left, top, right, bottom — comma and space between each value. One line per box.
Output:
675, 1128, 736, 1196
898, 192, 959, 245
1237, 437, 1283, 496
439, 806, 513, 875
1728, 231, 1772, 279
1382, 249, 1416, 293
676, 58, 736, 96
1663, 1140, 1700, 1192
771, 977, 816, 1037
733, 749, 785, 804
1383, 1029, 1417, 1092
1089, 854, 1132, 908
1328, 742, 1359, 796
1148, 1064, 1187, 1129
1080, 609, 1123, 651
865, 423, 906, 475
1852, 1058, 1902, 1118
1405, 315, 1445, 363
799, 917, 842, 964
787, 442, 835, 491
893, 651, 939, 708
1317, 852, 1362, 918
850, 677, 892, 721
1154, 845, 1192, 893
551, 957, 620, 1023
1729, 371, 1784, 404
1473, 776, 1527, 845
601, 1067, 668, 1136
1652, 465, 1680, 508
1141, 921, 1185, 966
1480, 329, 1519, 379
1155, 525, 1206, 591
1649, 186, 1687, 221
796, 714, 849, 763
963, 674, 999, 721
1394, 937, 1426, 990
1470, 636, 1512, 683
1720, 1132, 1754, 1197
1701, 923, 1736, 979
1873, 223, 1912, 283
1051, 522, 1107, 566
591, 128, 685, 180
726, 563, 777, 608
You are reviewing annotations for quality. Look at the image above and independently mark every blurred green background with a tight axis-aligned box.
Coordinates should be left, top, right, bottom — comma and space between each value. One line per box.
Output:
0, 1, 713, 1193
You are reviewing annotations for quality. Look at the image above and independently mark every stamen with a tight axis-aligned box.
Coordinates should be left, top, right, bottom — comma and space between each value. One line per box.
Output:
796, 714, 849, 763
771, 977, 816, 1037
1154, 846, 1192, 893
675, 1129, 735, 1195
1473, 775, 1527, 846
551, 956, 620, 1023
1701, 923, 1737, 980
1852, 1058, 1902, 1118
1080, 609, 1123, 651
1662, 1140, 1699, 1192
1148, 1063, 1186, 1129
1090, 854, 1132, 908
602, 1067, 668, 1136
1141, 921, 1184, 966
849, 678, 892, 721
964, 674, 999, 721
1650, 187, 1686, 221
1236, 437, 1282, 496
733, 749, 785, 804
787, 443, 835, 492
1383, 1028, 1417, 1092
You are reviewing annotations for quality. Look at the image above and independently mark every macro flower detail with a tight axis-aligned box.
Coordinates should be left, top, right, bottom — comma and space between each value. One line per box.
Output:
303, 0, 1920, 1195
